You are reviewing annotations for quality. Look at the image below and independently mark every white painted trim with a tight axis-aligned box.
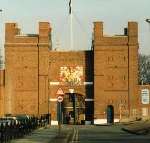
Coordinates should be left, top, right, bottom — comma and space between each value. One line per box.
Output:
49, 81, 93, 86
84, 82, 93, 85
64, 106, 85, 109
50, 98, 57, 102
85, 98, 94, 101
51, 120, 58, 125
64, 107, 73, 109
94, 119, 107, 124
69, 88, 75, 93
49, 82, 60, 85
94, 119, 120, 124
85, 121, 92, 125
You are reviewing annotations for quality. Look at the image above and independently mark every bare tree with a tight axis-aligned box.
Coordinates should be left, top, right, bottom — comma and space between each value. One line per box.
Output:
139, 54, 150, 84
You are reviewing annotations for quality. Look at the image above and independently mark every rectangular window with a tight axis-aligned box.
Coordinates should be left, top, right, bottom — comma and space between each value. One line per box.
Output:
142, 108, 148, 116
123, 75, 126, 80
123, 56, 126, 61
108, 56, 114, 62
132, 109, 137, 116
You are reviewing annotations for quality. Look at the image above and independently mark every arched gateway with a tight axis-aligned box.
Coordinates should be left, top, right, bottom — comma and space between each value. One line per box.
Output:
59, 93, 85, 124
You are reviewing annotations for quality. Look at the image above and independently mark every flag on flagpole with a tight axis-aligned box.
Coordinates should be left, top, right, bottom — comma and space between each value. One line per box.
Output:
69, 0, 72, 14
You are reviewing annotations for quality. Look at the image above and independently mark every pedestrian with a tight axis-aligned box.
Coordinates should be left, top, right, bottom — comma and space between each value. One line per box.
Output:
66, 112, 71, 124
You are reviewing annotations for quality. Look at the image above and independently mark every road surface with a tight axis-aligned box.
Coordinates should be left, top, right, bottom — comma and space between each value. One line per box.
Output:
75, 125, 150, 143
10, 124, 150, 143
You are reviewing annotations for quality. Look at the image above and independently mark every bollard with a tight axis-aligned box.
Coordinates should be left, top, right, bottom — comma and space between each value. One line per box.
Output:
13, 121, 17, 139
0, 123, 4, 143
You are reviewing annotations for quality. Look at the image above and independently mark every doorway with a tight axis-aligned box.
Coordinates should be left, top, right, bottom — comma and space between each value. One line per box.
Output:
107, 105, 114, 124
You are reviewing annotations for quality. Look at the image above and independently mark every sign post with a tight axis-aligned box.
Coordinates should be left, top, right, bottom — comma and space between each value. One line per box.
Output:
57, 96, 63, 135
73, 93, 76, 125
69, 89, 76, 125
56, 88, 64, 135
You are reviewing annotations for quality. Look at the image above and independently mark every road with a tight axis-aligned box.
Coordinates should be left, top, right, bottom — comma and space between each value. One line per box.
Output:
10, 124, 150, 143
74, 125, 150, 143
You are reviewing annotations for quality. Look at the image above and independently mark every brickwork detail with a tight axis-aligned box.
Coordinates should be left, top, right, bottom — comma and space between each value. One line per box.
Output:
93, 21, 139, 119
4, 22, 51, 115
1, 20, 147, 122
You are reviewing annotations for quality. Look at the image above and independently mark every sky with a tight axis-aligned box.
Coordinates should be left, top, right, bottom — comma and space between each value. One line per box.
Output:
0, 0, 150, 55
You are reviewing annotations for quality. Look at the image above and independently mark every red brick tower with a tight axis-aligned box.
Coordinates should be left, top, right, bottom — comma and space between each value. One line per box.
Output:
93, 22, 139, 123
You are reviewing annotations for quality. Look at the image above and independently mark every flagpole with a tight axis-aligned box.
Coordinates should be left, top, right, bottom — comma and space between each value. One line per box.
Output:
69, 0, 73, 50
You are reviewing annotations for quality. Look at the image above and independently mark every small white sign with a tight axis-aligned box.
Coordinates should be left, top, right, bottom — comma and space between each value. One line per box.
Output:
57, 96, 63, 102
141, 89, 149, 104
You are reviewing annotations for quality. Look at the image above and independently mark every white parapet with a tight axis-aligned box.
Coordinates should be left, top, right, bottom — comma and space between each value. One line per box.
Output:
94, 119, 120, 125
85, 121, 92, 125
51, 120, 58, 125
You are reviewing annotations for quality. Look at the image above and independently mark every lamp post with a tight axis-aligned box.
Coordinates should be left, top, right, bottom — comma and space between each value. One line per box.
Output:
73, 93, 76, 124
0, 9, 3, 70
146, 19, 150, 23
69, 0, 73, 50
69, 88, 77, 124
48, 97, 50, 124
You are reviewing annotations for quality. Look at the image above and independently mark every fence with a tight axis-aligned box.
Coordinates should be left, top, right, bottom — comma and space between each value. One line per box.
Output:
0, 114, 50, 143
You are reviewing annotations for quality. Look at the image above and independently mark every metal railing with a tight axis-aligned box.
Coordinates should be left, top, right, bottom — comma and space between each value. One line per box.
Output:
0, 114, 50, 143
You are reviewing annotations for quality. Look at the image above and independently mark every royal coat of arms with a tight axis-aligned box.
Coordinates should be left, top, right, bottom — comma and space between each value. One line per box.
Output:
60, 66, 83, 86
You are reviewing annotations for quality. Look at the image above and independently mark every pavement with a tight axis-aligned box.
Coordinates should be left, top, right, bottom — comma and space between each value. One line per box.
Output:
11, 126, 73, 143
122, 120, 150, 135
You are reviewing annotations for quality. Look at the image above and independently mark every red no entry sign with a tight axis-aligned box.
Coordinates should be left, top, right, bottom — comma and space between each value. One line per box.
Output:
57, 96, 63, 102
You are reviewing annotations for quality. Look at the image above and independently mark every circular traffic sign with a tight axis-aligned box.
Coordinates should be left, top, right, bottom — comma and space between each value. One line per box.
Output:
57, 96, 63, 102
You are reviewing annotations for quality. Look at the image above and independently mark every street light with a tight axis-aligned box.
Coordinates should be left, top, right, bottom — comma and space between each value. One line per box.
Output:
146, 19, 150, 23
0, 9, 3, 70
69, 88, 77, 125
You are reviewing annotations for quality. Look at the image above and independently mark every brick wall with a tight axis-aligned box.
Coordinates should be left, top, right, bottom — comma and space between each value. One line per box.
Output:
5, 22, 51, 115
3, 20, 141, 122
48, 51, 93, 121
0, 70, 5, 117
93, 21, 139, 119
